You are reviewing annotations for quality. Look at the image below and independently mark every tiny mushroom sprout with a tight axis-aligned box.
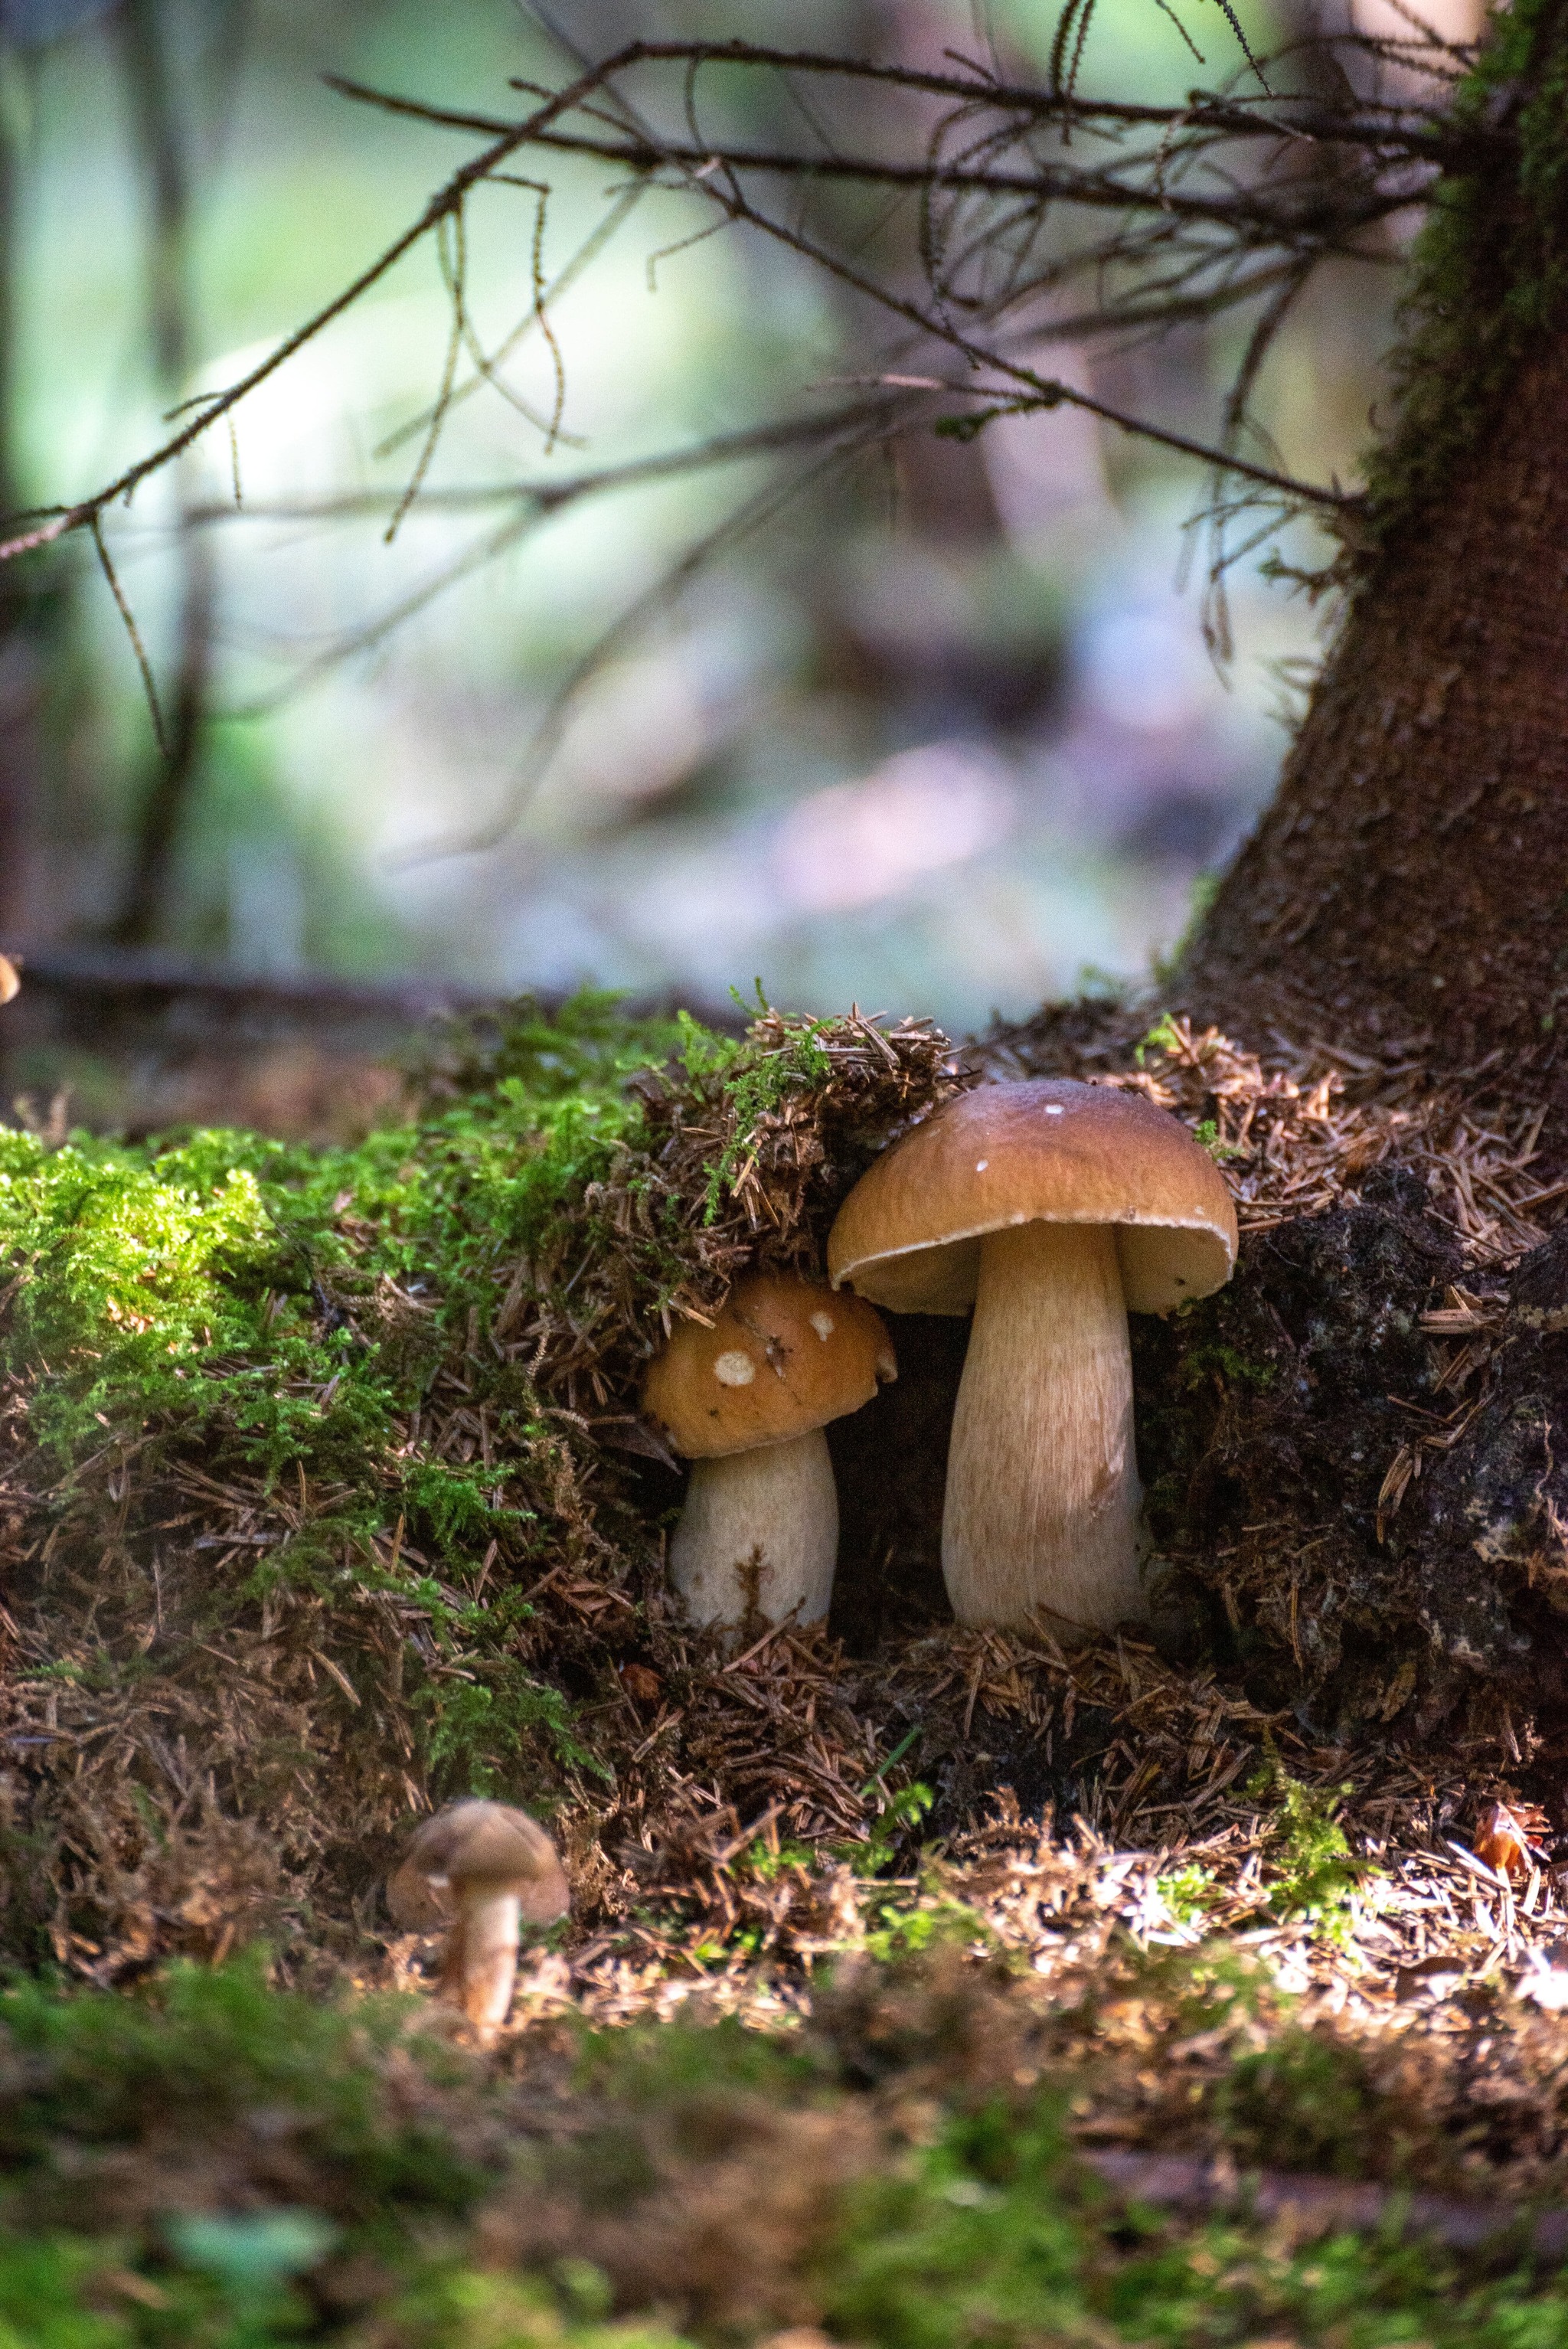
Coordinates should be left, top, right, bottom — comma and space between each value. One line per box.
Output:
387, 1799, 569, 2039
641, 1270, 897, 1638
827, 1078, 1236, 1638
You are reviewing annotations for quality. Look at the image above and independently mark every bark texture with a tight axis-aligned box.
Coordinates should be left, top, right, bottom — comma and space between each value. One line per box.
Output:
1181, 332, 1568, 1118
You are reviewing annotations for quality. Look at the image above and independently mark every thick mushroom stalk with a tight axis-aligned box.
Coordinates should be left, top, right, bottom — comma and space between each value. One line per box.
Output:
669, 1426, 838, 1632
942, 1220, 1143, 1632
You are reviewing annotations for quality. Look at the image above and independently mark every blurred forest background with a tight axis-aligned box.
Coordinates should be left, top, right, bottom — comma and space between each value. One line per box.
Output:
0, 0, 1480, 1132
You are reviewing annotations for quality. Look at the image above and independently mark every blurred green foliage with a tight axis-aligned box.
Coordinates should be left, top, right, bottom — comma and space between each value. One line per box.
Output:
0, 1956, 1563, 2344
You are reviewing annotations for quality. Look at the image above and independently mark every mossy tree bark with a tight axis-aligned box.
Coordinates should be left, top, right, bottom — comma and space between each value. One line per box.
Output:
1180, 0, 1568, 1128
1181, 339, 1568, 1090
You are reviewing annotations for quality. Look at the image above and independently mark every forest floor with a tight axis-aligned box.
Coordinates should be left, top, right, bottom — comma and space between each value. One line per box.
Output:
4, 990, 1568, 2343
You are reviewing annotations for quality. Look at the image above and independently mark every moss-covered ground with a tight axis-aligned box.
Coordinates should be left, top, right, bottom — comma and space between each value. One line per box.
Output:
6, 1939, 1568, 2347
6, 992, 1568, 2341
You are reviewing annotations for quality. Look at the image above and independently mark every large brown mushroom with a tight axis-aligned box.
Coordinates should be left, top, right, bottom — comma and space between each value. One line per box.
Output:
387, 1799, 569, 2038
641, 1271, 896, 1637
828, 1079, 1236, 1636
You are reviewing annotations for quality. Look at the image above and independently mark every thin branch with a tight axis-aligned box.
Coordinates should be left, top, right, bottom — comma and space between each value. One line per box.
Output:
499, 35, 1463, 142
0, 51, 652, 566
205, 399, 911, 714
385, 201, 468, 543
90, 515, 168, 756
123, 397, 913, 533
327, 57, 1478, 162
538, 116, 1359, 512
937, 384, 1352, 509
375, 179, 642, 460
327, 81, 1456, 219
2, 31, 1447, 572
4, 12, 1494, 828
384, 426, 889, 868
1200, 255, 1318, 657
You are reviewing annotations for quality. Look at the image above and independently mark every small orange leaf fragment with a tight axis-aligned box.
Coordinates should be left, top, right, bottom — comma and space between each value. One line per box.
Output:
1474, 1799, 1550, 1881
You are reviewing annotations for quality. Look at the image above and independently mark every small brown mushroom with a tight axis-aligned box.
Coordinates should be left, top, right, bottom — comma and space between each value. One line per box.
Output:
388, 1799, 569, 2037
641, 1272, 896, 1637
828, 1079, 1236, 1637
0, 956, 18, 1008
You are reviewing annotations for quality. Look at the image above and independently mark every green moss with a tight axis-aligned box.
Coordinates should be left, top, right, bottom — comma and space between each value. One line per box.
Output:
1180, 1339, 1275, 1391
0, 1953, 482, 2207
1213, 2029, 1388, 2180
0, 1959, 700, 2345
671, 1001, 834, 1224
354, 2272, 695, 2349
0, 987, 974, 1939
0, 994, 712, 1800
2, 1955, 1568, 2344
1244, 1760, 1383, 1941
0, 987, 884, 1506
416, 1660, 603, 1796
0, 1029, 646, 1491
573, 2011, 824, 2108
826, 2083, 1568, 2349
1154, 1861, 1220, 1923
1361, 0, 1568, 547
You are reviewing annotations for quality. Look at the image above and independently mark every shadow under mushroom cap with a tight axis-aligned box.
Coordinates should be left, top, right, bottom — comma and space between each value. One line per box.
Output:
827, 1077, 1237, 1316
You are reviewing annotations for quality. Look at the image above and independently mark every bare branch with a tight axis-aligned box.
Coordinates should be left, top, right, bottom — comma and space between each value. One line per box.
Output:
199, 398, 910, 713
385, 426, 886, 869
90, 515, 168, 757
0, 49, 657, 567
325, 76, 1455, 218
5, 13, 1502, 867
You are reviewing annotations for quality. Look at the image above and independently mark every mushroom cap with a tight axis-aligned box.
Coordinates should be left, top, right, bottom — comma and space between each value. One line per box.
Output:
828, 1077, 1237, 1316
642, 1271, 897, 1459
393, 1799, 570, 1924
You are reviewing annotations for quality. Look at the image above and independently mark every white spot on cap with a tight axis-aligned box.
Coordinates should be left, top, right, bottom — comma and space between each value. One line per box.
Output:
714, 1349, 756, 1387
1045, 1103, 1064, 1116
975, 1158, 988, 1171
809, 1310, 835, 1341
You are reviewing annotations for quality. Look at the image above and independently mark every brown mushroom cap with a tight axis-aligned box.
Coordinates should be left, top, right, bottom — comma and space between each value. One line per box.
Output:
828, 1078, 1237, 1316
642, 1271, 897, 1459
394, 1799, 570, 1925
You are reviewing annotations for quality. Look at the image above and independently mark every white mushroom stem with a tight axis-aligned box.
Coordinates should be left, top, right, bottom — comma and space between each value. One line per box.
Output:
669, 1428, 838, 1637
439, 1887, 522, 2035
942, 1220, 1145, 1636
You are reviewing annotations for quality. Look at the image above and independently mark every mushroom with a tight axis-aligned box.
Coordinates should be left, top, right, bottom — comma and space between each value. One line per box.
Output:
827, 1079, 1236, 1637
387, 1799, 569, 2037
641, 1271, 897, 1638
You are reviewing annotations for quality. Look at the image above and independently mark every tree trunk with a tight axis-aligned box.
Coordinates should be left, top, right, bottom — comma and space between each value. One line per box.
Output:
1178, 0, 1568, 1143
1181, 330, 1568, 1107
0, 75, 36, 948
110, 0, 213, 951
